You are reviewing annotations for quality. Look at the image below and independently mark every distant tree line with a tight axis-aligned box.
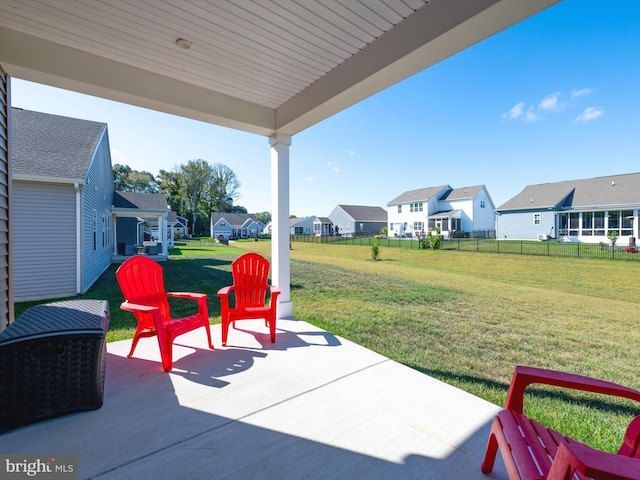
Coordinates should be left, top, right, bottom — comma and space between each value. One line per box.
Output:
113, 159, 271, 237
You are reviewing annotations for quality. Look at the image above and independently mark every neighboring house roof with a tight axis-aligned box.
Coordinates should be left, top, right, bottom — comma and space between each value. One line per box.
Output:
387, 186, 450, 205
439, 185, 484, 201
428, 209, 462, 218
315, 217, 332, 223
167, 211, 187, 228
289, 217, 308, 227
113, 191, 168, 212
497, 172, 640, 212
11, 107, 107, 181
337, 205, 388, 222
211, 212, 256, 227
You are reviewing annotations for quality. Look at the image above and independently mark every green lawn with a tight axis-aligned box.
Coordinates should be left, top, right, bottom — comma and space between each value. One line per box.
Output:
15, 239, 640, 453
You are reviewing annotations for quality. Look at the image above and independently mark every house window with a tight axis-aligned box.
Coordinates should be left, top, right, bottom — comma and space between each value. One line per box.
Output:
413, 221, 423, 233
397, 205, 402, 213
621, 210, 634, 236
594, 212, 605, 236
480, 200, 485, 208
583, 212, 593, 236
558, 213, 580, 236
359, 223, 364, 231
569, 212, 579, 236
533, 214, 541, 225
451, 218, 461, 231
92, 209, 97, 251
220, 221, 226, 227
410, 203, 423, 212
102, 215, 106, 247
608, 210, 634, 237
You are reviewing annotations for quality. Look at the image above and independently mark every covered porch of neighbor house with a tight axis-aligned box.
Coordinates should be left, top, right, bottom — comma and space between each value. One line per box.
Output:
428, 209, 464, 239
111, 191, 169, 262
111, 212, 168, 262
0, 318, 509, 479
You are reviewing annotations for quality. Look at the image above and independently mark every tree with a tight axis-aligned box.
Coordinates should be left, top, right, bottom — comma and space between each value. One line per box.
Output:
181, 159, 213, 236
113, 163, 159, 193
210, 163, 240, 212
157, 168, 184, 213
113, 164, 132, 191
255, 211, 271, 224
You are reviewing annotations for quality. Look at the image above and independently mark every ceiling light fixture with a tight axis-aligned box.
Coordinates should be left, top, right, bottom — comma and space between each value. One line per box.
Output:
175, 38, 192, 50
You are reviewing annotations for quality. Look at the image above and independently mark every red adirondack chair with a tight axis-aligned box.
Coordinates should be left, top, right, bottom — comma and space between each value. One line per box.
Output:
116, 255, 213, 372
481, 366, 640, 480
217, 252, 280, 346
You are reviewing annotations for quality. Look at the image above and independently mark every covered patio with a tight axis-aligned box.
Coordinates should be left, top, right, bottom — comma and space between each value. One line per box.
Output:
0, 1, 558, 478
0, 319, 508, 479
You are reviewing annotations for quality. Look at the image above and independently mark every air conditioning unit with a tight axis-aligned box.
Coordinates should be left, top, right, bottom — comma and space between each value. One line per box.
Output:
537, 234, 548, 242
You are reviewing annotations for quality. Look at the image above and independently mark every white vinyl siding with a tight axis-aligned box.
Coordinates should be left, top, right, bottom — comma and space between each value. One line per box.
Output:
12, 181, 77, 301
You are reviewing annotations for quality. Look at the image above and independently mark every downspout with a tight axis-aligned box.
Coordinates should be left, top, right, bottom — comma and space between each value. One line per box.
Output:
75, 182, 82, 295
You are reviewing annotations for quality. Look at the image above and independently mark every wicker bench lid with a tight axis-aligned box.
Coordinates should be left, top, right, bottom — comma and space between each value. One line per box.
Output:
0, 299, 109, 342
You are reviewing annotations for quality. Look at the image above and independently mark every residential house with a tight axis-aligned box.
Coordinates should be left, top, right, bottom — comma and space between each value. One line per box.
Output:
210, 212, 262, 239
112, 191, 168, 257
289, 216, 315, 235
167, 211, 188, 247
387, 185, 495, 238
496, 172, 640, 245
328, 205, 388, 237
313, 217, 333, 236
11, 108, 114, 301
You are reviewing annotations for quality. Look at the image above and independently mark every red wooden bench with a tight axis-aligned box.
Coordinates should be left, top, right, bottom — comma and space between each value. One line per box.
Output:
481, 366, 640, 480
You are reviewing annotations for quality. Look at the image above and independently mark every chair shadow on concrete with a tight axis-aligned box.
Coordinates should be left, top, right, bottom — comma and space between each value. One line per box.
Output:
221, 322, 342, 351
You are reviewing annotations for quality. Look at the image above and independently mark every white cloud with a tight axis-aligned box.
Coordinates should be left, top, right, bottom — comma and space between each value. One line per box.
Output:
305, 176, 313, 182
503, 101, 526, 120
524, 107, 543, 122
574, 106, 604, 122
327, 161, 340, 173
346, 150, 356, 157
539, 92, 562, 111
571, 88, 593, 98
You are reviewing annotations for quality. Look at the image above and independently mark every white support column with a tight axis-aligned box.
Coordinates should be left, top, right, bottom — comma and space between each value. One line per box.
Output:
112, 213, 118, 255
269, 133, 292, 319
159, 215, 167, 256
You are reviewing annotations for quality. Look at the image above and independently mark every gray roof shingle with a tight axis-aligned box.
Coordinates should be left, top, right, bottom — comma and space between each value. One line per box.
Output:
211, 212, 256, 227
387, 186, 450, 205
439, 185, 484, 201
11, 107, 107, 179
113, 191, 168, 211
497, 172, 640, 211
338, 205, 387, 222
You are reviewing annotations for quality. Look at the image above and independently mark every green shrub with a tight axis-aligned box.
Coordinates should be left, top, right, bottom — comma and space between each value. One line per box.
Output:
427, 227, 442, 250
371, 234, 381, 260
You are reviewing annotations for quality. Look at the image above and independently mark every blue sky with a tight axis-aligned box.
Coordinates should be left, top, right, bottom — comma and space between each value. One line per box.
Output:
10, 0, 640, 218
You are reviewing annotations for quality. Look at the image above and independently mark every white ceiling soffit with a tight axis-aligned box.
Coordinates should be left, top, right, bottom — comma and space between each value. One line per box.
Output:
0, 0, 559, 137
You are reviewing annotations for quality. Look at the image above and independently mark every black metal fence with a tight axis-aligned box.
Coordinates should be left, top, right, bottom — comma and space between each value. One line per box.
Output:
289, 235, 640, 261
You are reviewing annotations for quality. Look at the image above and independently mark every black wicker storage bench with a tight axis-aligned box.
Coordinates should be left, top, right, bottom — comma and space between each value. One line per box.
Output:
0, 299, 110, 433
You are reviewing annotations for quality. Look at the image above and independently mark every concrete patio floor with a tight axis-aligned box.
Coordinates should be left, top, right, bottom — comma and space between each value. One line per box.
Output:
0, 318, 509, 479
